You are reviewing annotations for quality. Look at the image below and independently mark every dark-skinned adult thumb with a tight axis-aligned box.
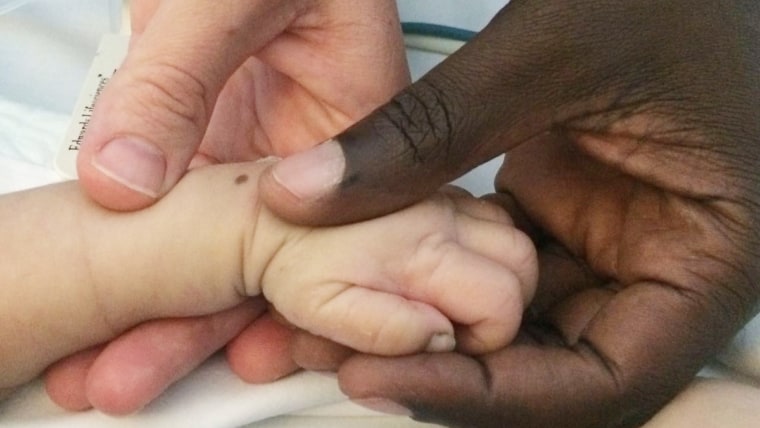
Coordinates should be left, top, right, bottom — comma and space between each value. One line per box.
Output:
260, 0, 670, 225
257, 44, 524, 224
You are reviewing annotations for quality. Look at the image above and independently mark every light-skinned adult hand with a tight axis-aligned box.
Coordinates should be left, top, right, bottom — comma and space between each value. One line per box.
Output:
46, 0, 409, 414
252, 0, 760, 426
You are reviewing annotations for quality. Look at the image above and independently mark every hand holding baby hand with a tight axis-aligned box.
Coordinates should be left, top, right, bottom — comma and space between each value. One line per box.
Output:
42, 165, 535, 415
49, 0, 410, 412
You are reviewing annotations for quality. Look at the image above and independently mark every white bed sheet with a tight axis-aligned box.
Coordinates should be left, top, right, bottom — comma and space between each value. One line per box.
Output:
2, 1, 759, 427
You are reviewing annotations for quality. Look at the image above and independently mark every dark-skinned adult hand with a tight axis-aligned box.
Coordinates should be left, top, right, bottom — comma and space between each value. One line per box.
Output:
44, 0, 409, 414
253, 0, 760, 427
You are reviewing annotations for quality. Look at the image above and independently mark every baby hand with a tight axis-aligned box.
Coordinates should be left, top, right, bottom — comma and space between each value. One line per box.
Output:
248, 186, 537, 356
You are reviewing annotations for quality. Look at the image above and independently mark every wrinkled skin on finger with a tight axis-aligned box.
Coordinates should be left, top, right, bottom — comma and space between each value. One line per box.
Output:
283, 0, 760, 426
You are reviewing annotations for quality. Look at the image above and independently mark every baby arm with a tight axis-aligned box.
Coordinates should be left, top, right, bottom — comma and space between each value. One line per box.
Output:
0, 162, 261, 393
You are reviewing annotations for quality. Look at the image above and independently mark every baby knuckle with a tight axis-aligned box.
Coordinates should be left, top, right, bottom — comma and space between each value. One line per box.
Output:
409, 233, 457, 270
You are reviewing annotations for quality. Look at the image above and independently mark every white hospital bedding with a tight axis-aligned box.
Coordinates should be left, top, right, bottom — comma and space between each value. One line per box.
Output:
2, 1, 760, 427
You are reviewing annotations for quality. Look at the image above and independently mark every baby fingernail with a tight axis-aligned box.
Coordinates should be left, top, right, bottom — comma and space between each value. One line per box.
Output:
270, 139, 344, 201
92, 137, 165, 198
425, 333, 456, 352
353, 397, 412, 416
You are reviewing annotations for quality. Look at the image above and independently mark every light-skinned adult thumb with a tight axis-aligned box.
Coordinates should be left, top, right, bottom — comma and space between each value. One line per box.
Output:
77, 0, 304, 210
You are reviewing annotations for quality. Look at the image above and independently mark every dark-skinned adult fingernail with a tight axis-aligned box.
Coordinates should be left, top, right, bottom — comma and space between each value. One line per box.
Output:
92, 137, 166, 198
270, 139, 344, 201
353, 397, 412, 416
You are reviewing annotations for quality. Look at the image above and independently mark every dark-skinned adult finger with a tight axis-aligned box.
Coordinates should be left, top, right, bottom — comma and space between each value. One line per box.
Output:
481, 190, 603, 313
339, 278, 752, 428
259, 0, 751, 226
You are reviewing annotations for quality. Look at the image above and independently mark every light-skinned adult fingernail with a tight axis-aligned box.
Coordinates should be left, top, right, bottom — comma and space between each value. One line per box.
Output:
91, 138, 166, 198
353, 397, 412, 416
270, 139, 345, 200
425, 333, 456, 353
